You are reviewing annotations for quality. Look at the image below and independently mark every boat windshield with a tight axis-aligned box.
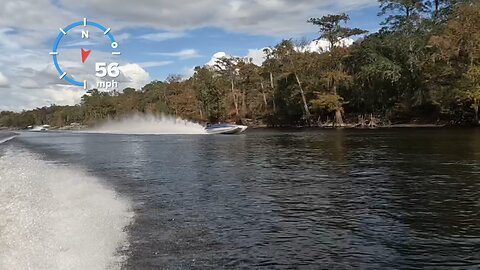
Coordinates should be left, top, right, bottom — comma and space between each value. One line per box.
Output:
206, 124, 235, 129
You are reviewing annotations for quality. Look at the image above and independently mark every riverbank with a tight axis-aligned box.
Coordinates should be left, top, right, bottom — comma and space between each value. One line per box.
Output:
3, 122, 479, 131
1, 114, 479, 131
243, 119, 478, 129
241, 113, 480, 129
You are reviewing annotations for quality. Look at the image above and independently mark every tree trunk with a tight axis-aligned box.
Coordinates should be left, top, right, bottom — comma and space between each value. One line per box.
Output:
269, 72, 274, 89
270, 72, 276, 113
368, 114, 378, 128
163, 88, 168, 105
475, 106, 479, 124
332, 78, 337, 95
434, 0, 440, 19
331, 78, 344, 126
260, 82, 268, 108
335, 108, 343, 127
408, 40, 415, 74
241, 90, 247, 117
358, 115, 366, 128
231, 79, 239, 116
294, 73, 311, 118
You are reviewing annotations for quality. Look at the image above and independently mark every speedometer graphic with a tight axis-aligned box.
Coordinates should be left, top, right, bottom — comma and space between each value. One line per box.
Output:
50, 18, 121, 89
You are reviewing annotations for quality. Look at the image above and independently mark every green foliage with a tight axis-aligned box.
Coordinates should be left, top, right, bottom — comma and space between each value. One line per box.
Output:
308, 13, 368, 50
379, 0, 427, 30
311, 94, 344, 112
193, 66, 225, 122
465, 86, 480, 112
1, 2, 479, 127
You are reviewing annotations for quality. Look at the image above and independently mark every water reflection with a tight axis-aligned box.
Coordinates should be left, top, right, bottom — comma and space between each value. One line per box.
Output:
10, 129, 480, 269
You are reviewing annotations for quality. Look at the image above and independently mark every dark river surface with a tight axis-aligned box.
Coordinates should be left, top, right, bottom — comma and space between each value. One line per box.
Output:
4, 129, 480, 269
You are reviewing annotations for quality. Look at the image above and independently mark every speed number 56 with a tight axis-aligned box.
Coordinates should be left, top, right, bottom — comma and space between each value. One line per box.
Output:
95, 62, 120, 78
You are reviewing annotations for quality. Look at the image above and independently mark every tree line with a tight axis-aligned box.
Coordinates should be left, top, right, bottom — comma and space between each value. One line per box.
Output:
1, 0, 479, 128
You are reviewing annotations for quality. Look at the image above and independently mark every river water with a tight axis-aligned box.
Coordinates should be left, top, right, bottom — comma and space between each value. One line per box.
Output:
0, 129, 479, 269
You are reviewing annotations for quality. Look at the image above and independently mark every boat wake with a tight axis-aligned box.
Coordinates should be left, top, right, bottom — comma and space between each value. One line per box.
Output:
0, 135, 16, 144
87, 114, 207, 135
0, 146, 133, 270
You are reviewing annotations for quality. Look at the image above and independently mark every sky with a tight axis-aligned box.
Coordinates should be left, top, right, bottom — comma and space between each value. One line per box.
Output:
0, 0, 382, 111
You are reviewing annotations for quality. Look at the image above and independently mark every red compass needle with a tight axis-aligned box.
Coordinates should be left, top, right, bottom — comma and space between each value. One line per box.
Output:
81, 48, 91, 63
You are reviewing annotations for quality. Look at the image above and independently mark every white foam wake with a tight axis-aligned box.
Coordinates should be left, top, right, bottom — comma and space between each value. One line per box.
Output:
0, 135, 16, 144
31, 126, 46, 132
87, 114, 207, 135
0, 147, 133, 270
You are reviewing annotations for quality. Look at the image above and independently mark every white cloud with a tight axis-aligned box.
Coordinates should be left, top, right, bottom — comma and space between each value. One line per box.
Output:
0, 72, 9, 88
297, 39, 354, 52
206, 52, 228, 66
139, 32, 187, 42
205, 39, 353, 68
0, 0, 375, 110
0, 59, 152, 111
181, 52, 228, 78
19, 78, 38, 89
0, 43, 152, 111
115, 33, 131, 42
246, 48, 268, 66
0, 0, 74, 33
43, 87, 86, 106
204, 50, 263, 70
0, 85, 85, 111
56, 0, 377, 36
119, 64, 151, 89
151, 49, 201, 59
182, 67, 196, 79
138, 61, 174, 68
63, 40, 97, 48
183, 38, 355, 78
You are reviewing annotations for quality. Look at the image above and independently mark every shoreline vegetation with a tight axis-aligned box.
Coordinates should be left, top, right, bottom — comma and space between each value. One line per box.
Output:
1, 1, 480, 130
0, 118, 466, 131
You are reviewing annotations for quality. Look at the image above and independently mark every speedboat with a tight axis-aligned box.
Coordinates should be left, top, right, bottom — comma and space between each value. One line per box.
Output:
40, 125, 50, 132
31, 125, 50, 132
205, 124, 248, 134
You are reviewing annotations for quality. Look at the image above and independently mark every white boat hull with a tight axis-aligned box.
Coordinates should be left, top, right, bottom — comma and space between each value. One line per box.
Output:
205, 125, 248, 135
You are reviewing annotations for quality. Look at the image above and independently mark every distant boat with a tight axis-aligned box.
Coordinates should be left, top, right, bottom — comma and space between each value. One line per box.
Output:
38, 125, 50, 132
205, 124, 248, 134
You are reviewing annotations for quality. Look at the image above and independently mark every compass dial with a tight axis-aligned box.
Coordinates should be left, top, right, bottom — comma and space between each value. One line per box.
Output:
50, 18, 121, 90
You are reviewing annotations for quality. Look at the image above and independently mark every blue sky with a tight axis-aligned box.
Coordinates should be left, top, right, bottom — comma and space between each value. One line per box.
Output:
0, 0, 382, 110
116, 5, 382, 80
